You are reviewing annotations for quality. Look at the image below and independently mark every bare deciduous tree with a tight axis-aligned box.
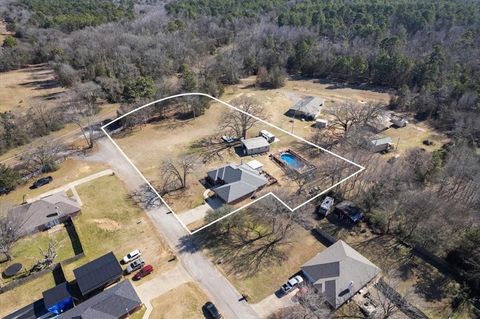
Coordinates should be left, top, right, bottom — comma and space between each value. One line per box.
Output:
69, 82, 104, 149
159, 155, 198, 193
21, 140, 66, 174
326, 101, 382, 137
219, 96, 267, 138
0, 203, 23, 261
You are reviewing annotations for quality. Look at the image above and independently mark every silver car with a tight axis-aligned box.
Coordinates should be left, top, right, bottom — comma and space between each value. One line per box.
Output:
126, 258, 145, 274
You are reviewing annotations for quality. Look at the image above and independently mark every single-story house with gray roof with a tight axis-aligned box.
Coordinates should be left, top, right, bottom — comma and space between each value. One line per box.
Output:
7, 192, 81, 236
207, 163, 268, 204
286, 96, 325, 120
301, 240, 381, 309
58, 280, 142, 319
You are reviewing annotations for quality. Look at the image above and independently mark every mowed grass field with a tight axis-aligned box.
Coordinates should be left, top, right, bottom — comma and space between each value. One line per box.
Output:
0, 158, 109, 206
61, 175, 175, 282
150, 282, 209, 319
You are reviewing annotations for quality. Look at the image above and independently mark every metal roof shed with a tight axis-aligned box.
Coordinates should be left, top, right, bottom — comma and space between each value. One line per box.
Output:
241, 137, 270, 155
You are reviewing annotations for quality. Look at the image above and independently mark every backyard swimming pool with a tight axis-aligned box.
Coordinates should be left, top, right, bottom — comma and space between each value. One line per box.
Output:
280, 152, 305, 170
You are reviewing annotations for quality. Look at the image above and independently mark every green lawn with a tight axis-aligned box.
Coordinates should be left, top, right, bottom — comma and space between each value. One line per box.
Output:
62, 175, 172, 281
1, 226, 76, 284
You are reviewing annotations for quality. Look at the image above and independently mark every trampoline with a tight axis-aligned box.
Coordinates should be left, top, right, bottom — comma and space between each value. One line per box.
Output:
3, 263, 22, 277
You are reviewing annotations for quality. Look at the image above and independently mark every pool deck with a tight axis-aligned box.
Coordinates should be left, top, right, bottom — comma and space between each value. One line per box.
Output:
269, 149, 316, 175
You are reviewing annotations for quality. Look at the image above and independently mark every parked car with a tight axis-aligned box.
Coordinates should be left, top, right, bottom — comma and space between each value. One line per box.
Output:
125, 258, 145, 274
29, 176, 53, 189
334, 201, 364, 223
133, 265, 153, 280
221, 135, 235, 143
122, 249, 141, 263
317, 196, 334, 217
0, 186, 12, 196
203, 301, 221, 319
281, 275, 304, 294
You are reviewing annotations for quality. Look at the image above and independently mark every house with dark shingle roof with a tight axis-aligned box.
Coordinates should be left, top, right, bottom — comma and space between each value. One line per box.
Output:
58, 280, 142, 319
301, 240, 381, 309
207, 163, 268, 204
286, 96, 325, 120
7, 192, 81, 236
73, 252, 122, 297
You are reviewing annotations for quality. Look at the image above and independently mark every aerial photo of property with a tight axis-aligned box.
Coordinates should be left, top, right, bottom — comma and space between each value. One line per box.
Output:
0, 1, 479, 319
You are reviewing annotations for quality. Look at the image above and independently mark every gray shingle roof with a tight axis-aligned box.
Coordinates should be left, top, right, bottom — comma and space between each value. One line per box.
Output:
289, 96, 325, 117
7, 192, 81, 235
58, 280, 141, 319
301, 240, 380, 309
208, 163, 267, 203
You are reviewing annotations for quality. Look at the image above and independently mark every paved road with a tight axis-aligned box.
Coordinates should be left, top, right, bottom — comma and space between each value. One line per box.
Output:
85, 138, 259, 319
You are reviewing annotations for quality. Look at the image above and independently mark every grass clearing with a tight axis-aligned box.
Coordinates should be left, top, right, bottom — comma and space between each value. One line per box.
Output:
383, 120, 449, 154
61, 174, 174, 282
0, 158, 109, 206
0, 64, 65, 114
0, 272, 56, 318
216, 224, 325, 303
150, 282, 209, 319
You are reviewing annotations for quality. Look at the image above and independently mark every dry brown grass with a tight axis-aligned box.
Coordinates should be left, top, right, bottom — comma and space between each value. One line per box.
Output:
0, 272, 56, 318
150, 282, 210, 319
0, 64, 66, 114
215, 224, 325, 303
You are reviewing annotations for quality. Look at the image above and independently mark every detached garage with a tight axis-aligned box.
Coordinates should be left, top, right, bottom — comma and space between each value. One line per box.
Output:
241, 137, 270, 155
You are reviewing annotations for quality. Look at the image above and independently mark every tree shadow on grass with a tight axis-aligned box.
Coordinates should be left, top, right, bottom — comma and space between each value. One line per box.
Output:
413, 263, 450, 302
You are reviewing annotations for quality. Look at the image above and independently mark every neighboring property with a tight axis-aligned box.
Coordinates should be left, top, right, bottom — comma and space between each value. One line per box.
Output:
7, 192, 81, 236
368, 114, 392, 133
241, 136, 270, 155
390, 114, 408, 127
259, 129, 275, 143
207, 163, 268, 204
286, 96, 325, 120
334, 201, 364, 223
42, 282, 74, 315
58, 280, 142, 319
301, 240, 381, 309
367, 136, 394, 153
73, 252, 122, 297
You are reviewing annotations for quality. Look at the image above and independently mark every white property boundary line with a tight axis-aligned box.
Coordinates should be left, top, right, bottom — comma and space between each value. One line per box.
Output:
101, 93, 365, 235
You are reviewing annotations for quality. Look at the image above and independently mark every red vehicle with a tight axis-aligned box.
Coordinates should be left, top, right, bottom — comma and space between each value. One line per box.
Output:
133, 265, 153, 280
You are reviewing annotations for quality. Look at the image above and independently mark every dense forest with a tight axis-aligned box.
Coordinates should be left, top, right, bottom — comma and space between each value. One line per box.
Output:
0, 0, 479, 311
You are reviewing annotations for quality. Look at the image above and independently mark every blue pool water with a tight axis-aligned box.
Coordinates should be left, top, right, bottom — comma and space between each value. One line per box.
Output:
280, 152, 304, 170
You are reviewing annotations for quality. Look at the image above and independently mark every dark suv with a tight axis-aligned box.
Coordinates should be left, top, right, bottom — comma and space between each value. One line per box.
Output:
30, 176, 53, 189
204, 302, 221, 319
